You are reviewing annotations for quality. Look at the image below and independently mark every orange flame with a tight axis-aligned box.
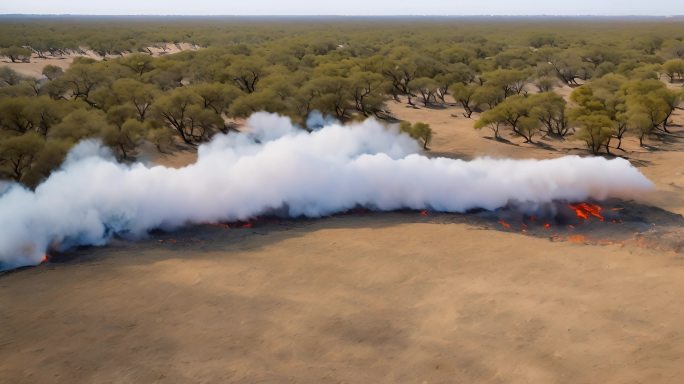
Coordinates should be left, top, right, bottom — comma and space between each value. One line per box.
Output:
569, 202, 604, 222
40, 254, 48, 263
420, 210, 429, 217
498, 219, 511, 229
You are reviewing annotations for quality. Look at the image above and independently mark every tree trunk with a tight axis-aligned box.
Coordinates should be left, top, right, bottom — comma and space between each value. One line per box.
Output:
461, 100, 473, 118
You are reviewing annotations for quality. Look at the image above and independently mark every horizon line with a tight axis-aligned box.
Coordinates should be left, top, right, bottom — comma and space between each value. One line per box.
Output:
1, 14, 683, 18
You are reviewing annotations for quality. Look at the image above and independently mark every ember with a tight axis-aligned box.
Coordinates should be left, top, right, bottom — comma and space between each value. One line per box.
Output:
420, 210, 429, 217
569, 202, 604, 222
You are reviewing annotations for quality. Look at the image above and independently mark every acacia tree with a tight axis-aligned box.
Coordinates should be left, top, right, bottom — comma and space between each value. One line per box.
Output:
625, 110, 653, 146
662, 59, 684, 83
529, 34, 558, 48
0, 130, 71, 186
348, 71, 386, 116
306, 76, 353, 120
400, 121, 432, 150
21, 139, 71, 188
482, 69, 529, 98
620, 80, 678, 132
106, 104, 137, 128
102, 118, 145, 160
474, 113, 503, 139
51, 108, 112, 141
59, 62, 107, 107
573, 114, 615, 154
189, 82, 240, 117
381, 50, 418, 100
42, 65, 64, 81
548, 49, 588, 86
628, 93, 669, 133
111, 78, 158, 121
0, 67, 24, 87
0, 97, 33, 134
225, 56, 266, 93
0, 132, 43, 181
119, 53, 155, 77
1, 46, 32, 63
410, 77, 439, 107
661, 39, 684, 59
184, 105, 224, 141
661, 89, 683, 129
473, 85, 504, 110
475, 95, 539, 143
530, 92, 569, 137
24, 96, 79, 137
142, 58, 185, 90
434, 63, 474, 103
380, 49, 424, 100
532, 63, 558, 92
151, 87, 202, 144
230, 89, 290, 118
451, 83, 478, 118
570, 75, 629, 150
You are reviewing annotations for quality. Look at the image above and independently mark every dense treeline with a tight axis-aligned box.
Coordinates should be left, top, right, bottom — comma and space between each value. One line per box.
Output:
1, 17, 683, 187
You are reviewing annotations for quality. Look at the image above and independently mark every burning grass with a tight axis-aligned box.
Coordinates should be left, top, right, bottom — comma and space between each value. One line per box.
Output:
30, 199, 684, 270
569, 202, 604, 222
480, 199, 684, 251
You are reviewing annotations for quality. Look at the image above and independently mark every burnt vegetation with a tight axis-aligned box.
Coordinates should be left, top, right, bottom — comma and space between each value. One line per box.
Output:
0, 16, 683, 187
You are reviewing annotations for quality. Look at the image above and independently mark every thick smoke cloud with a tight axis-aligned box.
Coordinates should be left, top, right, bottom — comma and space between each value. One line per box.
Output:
0, 113, 653, 269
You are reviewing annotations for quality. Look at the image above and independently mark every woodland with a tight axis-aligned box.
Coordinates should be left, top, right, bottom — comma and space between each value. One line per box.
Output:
0, 17, 683, 187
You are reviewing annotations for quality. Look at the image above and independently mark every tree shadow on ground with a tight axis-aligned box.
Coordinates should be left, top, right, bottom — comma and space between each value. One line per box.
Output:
483, 136, 518, 146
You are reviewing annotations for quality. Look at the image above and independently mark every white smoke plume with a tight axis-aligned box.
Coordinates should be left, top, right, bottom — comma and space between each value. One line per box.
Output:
0, 112, 653, 270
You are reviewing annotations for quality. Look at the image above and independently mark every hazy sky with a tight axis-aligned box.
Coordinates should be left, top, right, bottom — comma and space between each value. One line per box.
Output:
1, 0, 682, 16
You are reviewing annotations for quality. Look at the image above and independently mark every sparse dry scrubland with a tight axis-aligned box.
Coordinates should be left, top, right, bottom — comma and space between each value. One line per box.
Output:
3, 16, 684, 384
0, 16, 683, 187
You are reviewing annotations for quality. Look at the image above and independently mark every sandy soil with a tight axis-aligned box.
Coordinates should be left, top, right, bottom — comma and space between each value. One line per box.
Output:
0, 43, 198, 78
2, 214, 684, 383
1, 56, 76, 78
2, 87, 684, 383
